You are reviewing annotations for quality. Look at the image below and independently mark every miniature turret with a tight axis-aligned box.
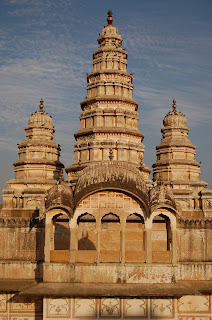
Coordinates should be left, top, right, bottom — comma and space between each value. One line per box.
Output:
2, 99, 64, 217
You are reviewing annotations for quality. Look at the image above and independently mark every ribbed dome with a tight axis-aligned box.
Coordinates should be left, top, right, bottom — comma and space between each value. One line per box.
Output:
46, 183, 74, 214
28, 109, 53, 128
25, 99, 54, 134
163, 99, 187, 128
22, 99, 55, 142
98, 10, 122, 48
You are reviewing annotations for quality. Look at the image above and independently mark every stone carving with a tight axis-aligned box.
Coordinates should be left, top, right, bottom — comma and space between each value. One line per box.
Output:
100, 298, 121, 317
178, 218, 212, 228
0, 294, 7, 312
0, 217, 31, 228
180, 232, 204, 262
126, 266, 173, 283
204, 200, 211, 209
151, 298, 174, 318
45, 183, 74, 216
10, 294, 42, 313
178, 295, 210, 314
150, 184, 178, 212
74, 162, 149, 211
46, 298, 70, 317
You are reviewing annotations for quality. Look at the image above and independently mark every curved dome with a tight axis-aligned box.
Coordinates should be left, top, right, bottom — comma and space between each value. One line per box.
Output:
46, 183, 74, 215
28, 109, 53, 129
163, 99, 187, 128
25, 99, 54, 132
98, 10, 122, 48
74, 161, 149, 213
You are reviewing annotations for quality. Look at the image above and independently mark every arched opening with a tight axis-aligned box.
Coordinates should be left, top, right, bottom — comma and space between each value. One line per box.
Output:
50, 213, 70, 263
54, 214, 70, 250
125, 213, 146, 263
152, 214, 172, 263
100, 213, 121, 263
76, 213, 97, 263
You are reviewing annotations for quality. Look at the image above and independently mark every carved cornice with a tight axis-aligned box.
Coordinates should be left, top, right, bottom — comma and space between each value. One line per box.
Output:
80, 96, 138, 110
177, 218, 212, 228
74, 127, 144, 139
0, 217, 31, 228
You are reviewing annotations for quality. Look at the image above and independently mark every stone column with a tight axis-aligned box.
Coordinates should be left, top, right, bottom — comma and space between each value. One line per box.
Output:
44, 215, 52, 263
121, 218, 126, 264
145, 219, 152, 263
96, 217, 101, 263
171, 229, 177, 263
70, 226, 77, 263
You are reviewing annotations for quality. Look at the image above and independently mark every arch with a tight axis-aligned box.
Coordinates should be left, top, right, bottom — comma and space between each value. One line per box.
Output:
126, 213, 144, 223
125, 212, 146, 263
44, 208, 71, 263
76, 212, 97, 263
77, 212, 96, 223
150, 208, 177, 230
46, 183, 74, 217
53, 213, 70, 250
73, 162, 150, 215
100, 212, 121, 263
151, 211, 175, 263
101, 213, 120, 222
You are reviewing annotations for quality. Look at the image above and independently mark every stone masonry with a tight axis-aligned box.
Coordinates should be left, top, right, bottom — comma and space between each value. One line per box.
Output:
0, 10, 212, 320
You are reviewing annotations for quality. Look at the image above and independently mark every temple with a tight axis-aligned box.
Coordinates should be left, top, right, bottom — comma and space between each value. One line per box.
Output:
0, 10, 212, 320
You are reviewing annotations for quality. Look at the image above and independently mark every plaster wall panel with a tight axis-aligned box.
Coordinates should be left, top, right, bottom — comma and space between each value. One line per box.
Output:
73, 298, 97, 318
150, 298, 174, 319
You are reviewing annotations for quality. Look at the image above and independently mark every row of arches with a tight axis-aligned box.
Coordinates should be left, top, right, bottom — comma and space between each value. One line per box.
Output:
45, 210, 176, 264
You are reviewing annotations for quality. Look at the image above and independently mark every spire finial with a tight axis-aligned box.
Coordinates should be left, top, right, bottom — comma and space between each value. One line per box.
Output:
172, 99, 177, 112
107, 9, 113, 25
39, 98, 44, 111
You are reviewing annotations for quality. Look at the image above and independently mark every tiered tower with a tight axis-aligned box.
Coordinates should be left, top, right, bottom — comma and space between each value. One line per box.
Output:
2, 99, 64, 217
0, 11, 212, 320
153, 99, 209, 214
66, 10, 151, 183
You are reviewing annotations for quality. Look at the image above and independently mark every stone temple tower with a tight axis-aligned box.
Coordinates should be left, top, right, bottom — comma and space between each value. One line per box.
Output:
153, 99, 211, 215
66, 10, 151, 185
2, 99, 63, 217
0, 10, 212, 320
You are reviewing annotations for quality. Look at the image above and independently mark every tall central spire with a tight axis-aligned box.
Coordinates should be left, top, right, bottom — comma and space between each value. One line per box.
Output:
66, 11, 151, 183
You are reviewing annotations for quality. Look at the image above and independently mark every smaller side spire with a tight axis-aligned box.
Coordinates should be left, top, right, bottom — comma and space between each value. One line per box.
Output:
39, 98, 44, 112
107, 9, 113, 25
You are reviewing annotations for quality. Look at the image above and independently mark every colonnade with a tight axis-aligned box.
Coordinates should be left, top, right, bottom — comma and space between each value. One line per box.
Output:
44, 207, 177, 264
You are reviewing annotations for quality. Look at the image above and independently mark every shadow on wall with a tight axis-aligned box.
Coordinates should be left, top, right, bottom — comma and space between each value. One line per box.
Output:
35, 219, 45, 282
7, 293, 43, 318
78, 234, 96, 250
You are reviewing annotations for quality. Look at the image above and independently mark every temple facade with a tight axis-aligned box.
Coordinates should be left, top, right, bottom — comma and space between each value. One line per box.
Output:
0, 10, 212, 320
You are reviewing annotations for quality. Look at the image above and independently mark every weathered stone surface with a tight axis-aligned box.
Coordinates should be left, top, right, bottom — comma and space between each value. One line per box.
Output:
74, 161, 149, 211
0, 10, 212, 320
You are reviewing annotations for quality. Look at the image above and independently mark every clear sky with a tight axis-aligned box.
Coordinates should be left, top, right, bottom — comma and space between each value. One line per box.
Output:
0, 0, 212, 196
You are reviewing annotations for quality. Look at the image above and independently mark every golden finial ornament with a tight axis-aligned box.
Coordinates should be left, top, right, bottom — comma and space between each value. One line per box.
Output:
172, 99, 177, 112
109, 148, 114, 160
39, 98, 44, 111
107, 9, 113, 25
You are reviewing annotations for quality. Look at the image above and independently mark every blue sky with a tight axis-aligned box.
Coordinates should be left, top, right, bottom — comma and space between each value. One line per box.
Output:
0, 0, 212, 195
